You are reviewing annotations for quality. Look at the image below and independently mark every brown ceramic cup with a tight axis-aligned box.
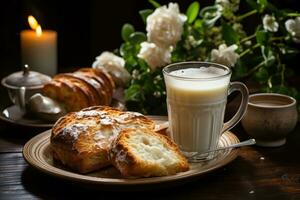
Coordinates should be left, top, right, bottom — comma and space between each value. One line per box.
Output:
241, 93, 298, 147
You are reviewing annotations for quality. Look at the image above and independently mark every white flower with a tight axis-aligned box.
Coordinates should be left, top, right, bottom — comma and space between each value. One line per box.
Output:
153, 91, 161, 98
263, 14, 279, 32
92, 51, 131, 86
216, 0, 240, 12
285, 17, 300, 43
138, 42, 171, 71
146, 3, 187, 48
245, 40, 252, 46
211, 44, 239, 67
184, 36, 202, 50
131, 69, 140, 80
216, 0, 230, 5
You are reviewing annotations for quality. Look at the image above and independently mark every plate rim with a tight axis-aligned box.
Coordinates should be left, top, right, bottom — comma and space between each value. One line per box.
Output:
23, 124, 239, 187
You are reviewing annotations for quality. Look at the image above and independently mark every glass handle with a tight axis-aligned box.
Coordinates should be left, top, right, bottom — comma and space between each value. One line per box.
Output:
222, 82, 249, 133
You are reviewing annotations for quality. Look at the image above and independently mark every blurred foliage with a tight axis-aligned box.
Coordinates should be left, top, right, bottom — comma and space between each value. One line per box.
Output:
118, 0, 300, 115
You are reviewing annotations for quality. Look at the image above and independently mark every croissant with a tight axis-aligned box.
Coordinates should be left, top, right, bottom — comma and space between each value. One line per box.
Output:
42, 68, 115, 112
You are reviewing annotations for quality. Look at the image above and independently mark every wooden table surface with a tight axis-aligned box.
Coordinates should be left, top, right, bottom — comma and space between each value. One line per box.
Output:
0, 112, 300, 199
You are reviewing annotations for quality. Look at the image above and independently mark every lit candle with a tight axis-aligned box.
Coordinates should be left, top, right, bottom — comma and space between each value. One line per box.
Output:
21, 15, 57, 76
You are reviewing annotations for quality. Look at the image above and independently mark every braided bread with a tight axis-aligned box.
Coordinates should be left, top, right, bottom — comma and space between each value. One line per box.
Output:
43, 68, 115, 112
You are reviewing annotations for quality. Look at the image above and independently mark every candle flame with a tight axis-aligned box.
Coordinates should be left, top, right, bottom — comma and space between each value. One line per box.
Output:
36, 25, 42, 37
28, 15, 38, 30
28, 15, 42, 36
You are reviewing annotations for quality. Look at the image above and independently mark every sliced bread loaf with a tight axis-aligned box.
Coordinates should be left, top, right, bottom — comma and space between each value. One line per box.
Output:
109, 127, 189, 177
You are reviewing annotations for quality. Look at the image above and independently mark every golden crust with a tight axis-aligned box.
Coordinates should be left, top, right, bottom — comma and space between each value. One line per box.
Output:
78, 68, 115, 102
51, 106, 155, 173
74, 70, 111, 105
54, 74, 99, 105
42, 79, 90, 112
57, 73, 104, 105
109, 127, 189, 177
42, 68, 114, 112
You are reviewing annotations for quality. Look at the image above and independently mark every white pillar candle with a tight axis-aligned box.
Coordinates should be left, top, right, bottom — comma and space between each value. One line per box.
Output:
20, 16, 57, 76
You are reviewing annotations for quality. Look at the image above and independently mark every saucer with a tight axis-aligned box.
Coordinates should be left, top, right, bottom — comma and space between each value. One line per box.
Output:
0, 106, 166, 129
0, 105, 53, 128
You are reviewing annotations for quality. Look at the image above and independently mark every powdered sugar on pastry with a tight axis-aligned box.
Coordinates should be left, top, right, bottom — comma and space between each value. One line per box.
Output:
76, 110, 105, 118
51, 106, 158, 174
99, 115, 115, 125
62, 123, 88, 140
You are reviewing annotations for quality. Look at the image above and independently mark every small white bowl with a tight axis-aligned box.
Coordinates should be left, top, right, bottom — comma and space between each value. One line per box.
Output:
241, 93, 298, 147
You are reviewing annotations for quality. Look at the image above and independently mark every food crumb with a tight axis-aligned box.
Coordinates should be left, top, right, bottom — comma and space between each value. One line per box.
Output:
249, 190, 255, 194
260, 157, 265, 160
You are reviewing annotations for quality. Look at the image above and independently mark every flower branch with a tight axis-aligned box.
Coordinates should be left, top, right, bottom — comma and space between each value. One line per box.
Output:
237, 10, 257, 21
239, 43, 260, 58
91, 0, 300, 114
286, 13, 300, 17
240, 34, 256, 43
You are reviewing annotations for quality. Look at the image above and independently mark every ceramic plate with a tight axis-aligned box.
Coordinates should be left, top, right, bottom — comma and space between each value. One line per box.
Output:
0, 105, 53, 128
23, 117, 239, 190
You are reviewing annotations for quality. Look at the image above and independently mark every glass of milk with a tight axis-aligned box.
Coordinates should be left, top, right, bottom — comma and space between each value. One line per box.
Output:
163, 61, 249, 160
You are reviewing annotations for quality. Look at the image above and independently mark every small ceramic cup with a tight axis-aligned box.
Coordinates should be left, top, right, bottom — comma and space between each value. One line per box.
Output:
241, 93, 298, 147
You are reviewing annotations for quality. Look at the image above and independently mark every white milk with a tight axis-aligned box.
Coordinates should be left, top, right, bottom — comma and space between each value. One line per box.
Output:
165, 67, 230, 155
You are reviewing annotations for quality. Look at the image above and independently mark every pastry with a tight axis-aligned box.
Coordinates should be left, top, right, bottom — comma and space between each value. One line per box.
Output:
109, 127, 189, 177
75, 68, 114, 105
42, 79, 90, 112
51, 106, 155, 173
43, 68, 115, 112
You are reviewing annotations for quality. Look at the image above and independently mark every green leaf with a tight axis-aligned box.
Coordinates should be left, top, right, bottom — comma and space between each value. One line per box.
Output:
232, 60, 248, 80
254, 67, 268, 83
261, 46, 275, 65
186, 2, 200, 24
257, 0, 268, 9
148, 0, 160, 8
222, 21, 239, 45
139, 9, 153, 23
246, 0, 267, 12
256, 30, 269, 45
246, 0, 259, 10
124, 84, 142, 101
120, 43, 133, 57
137, 59, 149, 71
271, 85, 290, 95
194, 19, 203, 29
126, 56, 138, 68
121, 23, 135, 42
268, 74, 281, 86
128, 32, 147, 44
266, 2, 282, 16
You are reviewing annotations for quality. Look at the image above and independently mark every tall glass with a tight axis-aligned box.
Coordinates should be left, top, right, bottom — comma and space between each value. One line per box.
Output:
163, 61, 249, 160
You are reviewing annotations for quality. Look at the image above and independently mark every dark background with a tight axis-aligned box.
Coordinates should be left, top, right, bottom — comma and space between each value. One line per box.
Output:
0, 0, 299, 79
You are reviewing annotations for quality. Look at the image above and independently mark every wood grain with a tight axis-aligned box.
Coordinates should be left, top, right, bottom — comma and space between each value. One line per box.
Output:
0, 122, 48, 153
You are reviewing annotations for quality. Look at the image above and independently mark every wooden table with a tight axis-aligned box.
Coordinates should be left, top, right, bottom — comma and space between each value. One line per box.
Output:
0, 116, 300, 199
